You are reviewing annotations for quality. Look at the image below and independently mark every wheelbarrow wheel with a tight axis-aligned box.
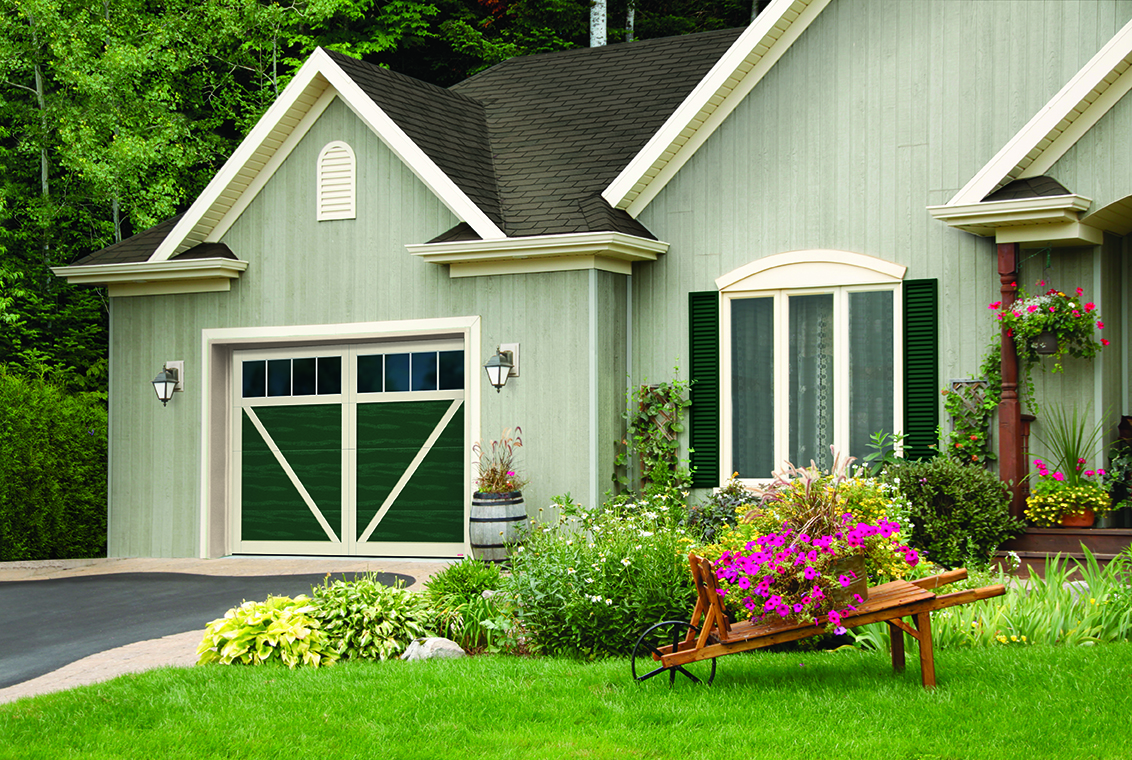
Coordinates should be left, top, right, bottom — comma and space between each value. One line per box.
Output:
631, 620, 716, 686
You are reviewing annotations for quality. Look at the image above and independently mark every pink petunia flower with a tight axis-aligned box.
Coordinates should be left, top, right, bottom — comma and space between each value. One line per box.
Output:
1053, 472, 1066, 481
1076, 287, 1084, 296
1086, 302, 1096, 311
1097, 320, 1105, 329
1102, 338, 1110, 346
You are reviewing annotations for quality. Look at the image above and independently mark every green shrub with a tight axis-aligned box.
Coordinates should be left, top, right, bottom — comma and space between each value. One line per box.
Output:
507, 492, 696, 657
424, 558, 517, 652
196, 595, 338, 668
423, 557, 502, 607
881, 457, 1024, 568
310, 574, 432, 660
684, 475, 757, 544
0, 368, 107, 561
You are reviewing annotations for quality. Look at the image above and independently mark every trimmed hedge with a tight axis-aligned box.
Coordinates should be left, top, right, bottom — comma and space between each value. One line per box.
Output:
0, 368, 107, 560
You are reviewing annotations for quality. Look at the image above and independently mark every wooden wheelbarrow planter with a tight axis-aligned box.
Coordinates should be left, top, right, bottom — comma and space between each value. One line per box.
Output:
631, 554, 1006, 688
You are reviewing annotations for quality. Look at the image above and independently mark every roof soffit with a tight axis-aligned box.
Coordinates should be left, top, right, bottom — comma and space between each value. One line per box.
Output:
149, 48, 505, 263
601, 0, 834, 216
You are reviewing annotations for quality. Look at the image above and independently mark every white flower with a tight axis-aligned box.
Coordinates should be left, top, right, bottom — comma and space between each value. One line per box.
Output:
566, 540, 573, 546
621, 558, 631, 567
635, 544, 642, 550
640, 531, 653, 537
567, 567, 575, 574
517, 546, 525, 552
644, 511, 657, 520
605, 598, 613, 605
585, 577, 594, 583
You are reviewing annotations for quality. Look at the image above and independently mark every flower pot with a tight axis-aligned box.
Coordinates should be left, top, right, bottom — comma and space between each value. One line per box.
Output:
1059, 508, 1096, 528
470, 491, 528, 563
1031, 330, 1059, 355
826, 553, 869, 609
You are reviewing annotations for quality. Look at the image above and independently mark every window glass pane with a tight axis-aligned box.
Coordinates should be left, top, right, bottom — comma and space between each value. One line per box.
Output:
317, 356, 341, 395
292, 358, 316, 396
439, 350, 464, 390
267, 359, 291, 397
789, 294, 834, 471
849, 290, 894, 460
242, 360, 266, 398
357, 354, 384, 393
411, 352, 438, 391
731, 298, 774, 478
384, 353, 410, 392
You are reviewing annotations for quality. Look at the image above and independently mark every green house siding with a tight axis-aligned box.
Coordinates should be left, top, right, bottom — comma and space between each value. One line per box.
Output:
106, 98, 623, 557
631, 0, 1129, 477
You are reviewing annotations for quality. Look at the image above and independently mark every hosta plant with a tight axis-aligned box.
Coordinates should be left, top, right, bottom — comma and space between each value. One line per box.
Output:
311, 574, 433, 660
197, 595, 338, 669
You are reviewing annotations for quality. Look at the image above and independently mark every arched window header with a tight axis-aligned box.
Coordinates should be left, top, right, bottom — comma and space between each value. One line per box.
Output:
317, 141, 356, 221
716, 250, 906, 292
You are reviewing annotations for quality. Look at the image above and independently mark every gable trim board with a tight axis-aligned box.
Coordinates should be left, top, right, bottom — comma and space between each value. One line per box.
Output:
602, 0, 833, 217
944, 16, 1132, 208
407, 232, 669, 277
150, 47, 504, 266
198, 316, 481, 558
51, 257, 249, 297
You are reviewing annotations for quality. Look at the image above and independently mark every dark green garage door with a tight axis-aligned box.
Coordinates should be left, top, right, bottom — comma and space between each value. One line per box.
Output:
233, 343, 467, 556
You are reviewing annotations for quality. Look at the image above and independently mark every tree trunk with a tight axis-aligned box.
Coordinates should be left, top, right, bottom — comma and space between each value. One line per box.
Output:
590, 0, 606, 47
626, 1, 635, 42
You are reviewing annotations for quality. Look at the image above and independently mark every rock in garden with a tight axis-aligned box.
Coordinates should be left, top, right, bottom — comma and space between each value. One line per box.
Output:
400, 637, 466, 661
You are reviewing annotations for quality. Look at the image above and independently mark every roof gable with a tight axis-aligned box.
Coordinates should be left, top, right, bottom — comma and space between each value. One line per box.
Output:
602, 0, 833, 216
149, 47, 506, 262
945, 16, 1132, 207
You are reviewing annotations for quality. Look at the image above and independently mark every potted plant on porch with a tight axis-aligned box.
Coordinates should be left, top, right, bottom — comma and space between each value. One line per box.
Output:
1024, 405, 1113, 528
469, 428, 529, 563
993, 284, 1107, 374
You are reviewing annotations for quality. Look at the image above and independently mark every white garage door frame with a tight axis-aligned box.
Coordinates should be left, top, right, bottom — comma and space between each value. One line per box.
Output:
198, 316, 482, 559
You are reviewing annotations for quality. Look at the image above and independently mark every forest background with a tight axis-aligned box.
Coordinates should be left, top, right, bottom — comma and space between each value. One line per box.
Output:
0, 0, 766, 394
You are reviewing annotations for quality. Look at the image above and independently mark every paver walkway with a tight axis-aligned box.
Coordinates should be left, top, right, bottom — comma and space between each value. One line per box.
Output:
0, 556, 451, 704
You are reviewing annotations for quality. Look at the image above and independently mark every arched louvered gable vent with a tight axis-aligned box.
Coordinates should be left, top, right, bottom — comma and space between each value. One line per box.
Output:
317, 141, 356, 221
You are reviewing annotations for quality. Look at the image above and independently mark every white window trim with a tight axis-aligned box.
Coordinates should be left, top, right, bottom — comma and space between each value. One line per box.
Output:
317, 140, 356, 221
718, 251, 906, 485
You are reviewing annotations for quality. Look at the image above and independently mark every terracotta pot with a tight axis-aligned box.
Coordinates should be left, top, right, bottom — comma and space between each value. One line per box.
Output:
1059, 508, 1096, 528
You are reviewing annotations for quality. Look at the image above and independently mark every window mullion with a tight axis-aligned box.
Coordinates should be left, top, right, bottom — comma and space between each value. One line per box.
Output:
834, 288, 851, 460
773, 291, 789, 472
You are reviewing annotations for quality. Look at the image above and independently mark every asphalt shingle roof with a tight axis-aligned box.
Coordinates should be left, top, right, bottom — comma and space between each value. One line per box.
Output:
983, 176, 1072, 202
69, 29, 743, 266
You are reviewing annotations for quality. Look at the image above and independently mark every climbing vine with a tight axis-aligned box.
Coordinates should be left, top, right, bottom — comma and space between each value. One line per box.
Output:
612, 371, 692, 492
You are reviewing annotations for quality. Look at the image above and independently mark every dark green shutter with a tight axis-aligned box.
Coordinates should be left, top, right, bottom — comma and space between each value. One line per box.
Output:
903, 279, 939, 461
689, 291, 720, 488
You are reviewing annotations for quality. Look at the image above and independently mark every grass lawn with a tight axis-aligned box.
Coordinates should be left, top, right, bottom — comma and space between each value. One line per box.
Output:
2, 642, 1130, 759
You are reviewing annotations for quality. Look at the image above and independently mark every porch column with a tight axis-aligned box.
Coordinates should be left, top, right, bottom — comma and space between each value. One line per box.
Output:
997, 242, 1026, 518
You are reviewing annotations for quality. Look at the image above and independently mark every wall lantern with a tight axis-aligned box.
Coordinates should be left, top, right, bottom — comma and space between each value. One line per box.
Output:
152, 361, 184, 406
483, 344, 519, 392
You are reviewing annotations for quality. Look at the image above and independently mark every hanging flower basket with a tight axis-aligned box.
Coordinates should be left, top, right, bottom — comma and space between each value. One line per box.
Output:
991, 286, 1108, 372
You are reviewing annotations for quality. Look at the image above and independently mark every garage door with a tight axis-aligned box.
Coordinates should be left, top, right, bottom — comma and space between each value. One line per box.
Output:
231, 341, 467, 556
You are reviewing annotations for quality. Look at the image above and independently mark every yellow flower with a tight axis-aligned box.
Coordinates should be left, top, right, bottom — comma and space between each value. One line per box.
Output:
1010, 635, 1018, 642
1021, 635, 1027, 642
996, 635, 1007, 644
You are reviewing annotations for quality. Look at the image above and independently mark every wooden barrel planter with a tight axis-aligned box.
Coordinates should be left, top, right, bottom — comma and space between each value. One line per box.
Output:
470, 491, 529, 563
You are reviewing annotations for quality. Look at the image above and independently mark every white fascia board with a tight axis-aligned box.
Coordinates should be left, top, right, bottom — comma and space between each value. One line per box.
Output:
407, 231, 668, 277
51, 258, 249, 286
602, 0, 832, 215
946, 18, 1132, 207
927, 194, 1093, 236
150, 54, 333, 261
150, 49, 504, 263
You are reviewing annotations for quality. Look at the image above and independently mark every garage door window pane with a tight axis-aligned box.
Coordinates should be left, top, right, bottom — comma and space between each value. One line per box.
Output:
242, 360, 266, 398
293, 358, 316, 396
317, 356, 341, 395
411, 352, 438, 391
439, 351, 464, 390
384, 353, 410, 392
268, 359, 292, 397
357, 355, 384, 393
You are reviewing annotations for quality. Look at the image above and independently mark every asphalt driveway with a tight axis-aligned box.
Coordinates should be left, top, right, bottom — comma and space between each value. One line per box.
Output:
0, 570, 410, 690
